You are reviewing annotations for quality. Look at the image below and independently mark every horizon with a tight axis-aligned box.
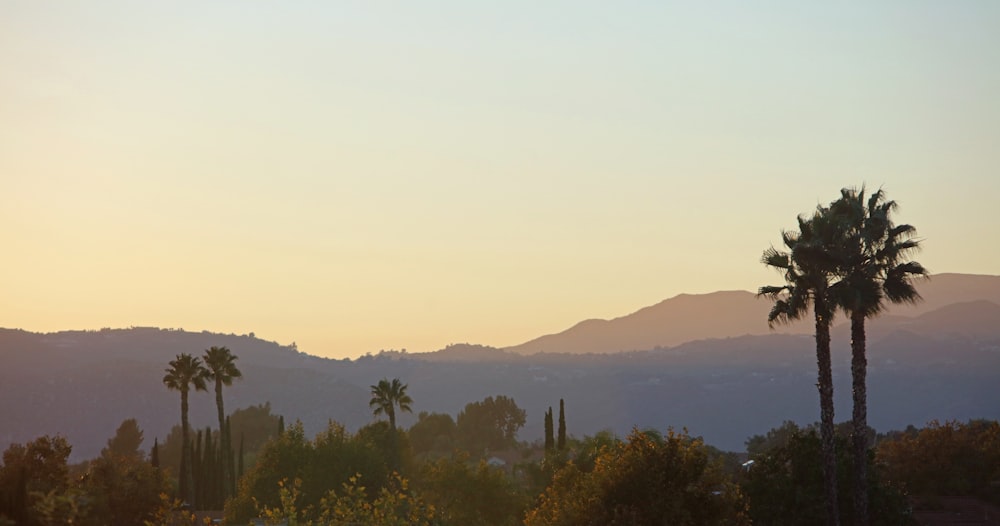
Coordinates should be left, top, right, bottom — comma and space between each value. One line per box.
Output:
3, 2, 999, 359
2, 270, 994, 360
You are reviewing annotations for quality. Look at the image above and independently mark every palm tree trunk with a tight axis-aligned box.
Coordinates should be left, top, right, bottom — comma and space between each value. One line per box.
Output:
387, 406, 399, 471
215, 380, 229, 501
851, 312, 869, 526
181, 387, 194, 505
815, 301, 840, 526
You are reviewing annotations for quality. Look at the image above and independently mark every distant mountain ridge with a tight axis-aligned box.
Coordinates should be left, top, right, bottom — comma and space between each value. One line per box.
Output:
1, 272, 998, 461
504, 290, 801, 355
504, 273, 1000, 355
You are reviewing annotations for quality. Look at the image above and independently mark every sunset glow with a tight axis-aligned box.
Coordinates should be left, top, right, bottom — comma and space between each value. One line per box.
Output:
2, 2, 998, 358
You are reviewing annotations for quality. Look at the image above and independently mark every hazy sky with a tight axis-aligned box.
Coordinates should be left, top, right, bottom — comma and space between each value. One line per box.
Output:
2, 2, 998, 359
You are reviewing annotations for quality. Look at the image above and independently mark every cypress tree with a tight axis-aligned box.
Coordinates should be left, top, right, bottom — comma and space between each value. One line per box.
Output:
179, 439, 189, 504
205, 427, 217, 509
226, 415, 236, 497
237, 433, 245, 481
557, 398, 566, 450
544, 407, 554, 451
229, 448, 236, 502
193, 429, 203, 509
278, 415, 285, 435
151, 437, 160, 469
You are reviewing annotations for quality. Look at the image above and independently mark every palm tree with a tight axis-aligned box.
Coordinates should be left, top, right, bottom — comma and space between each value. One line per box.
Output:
828, 187, 926, 526
369, 377, 413, 433
759, 208, 842, 526
163, 353, 209, 504
203, 346, 242, 499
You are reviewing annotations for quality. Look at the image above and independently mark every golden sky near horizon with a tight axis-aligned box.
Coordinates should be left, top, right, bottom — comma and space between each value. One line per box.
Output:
2, 2, 998, 359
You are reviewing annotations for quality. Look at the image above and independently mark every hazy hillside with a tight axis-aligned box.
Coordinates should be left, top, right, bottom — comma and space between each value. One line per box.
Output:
505, 290, 809, 355
506, 273, 1000, 355
0, 328, 364, 461
2, 273, 999, 460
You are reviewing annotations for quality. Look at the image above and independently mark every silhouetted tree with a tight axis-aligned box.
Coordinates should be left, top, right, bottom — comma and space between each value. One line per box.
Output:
760, 207, 843, 526
827, 186, 926, 526
237, 433, 244, 481
103, 418, 144, 459
558, 399, 567, 451
369, 377, 413, 433
0, 435, 72, 525
408, 412, 457, 456
746, 420, 802, 456
151, 437, 160, 469
369, 378, 413, 470
456, 395, 526, 454
85, 421, 169, 525
228, 402, 282, 456
193, 428, 203, 508
162, 353, 209, 505
226, 415, 235, 496
544, 407, 555, 452
203, 345, 242, 501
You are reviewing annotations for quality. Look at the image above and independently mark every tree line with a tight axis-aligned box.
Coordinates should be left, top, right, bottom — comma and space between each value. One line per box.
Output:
2, 374, 998, 525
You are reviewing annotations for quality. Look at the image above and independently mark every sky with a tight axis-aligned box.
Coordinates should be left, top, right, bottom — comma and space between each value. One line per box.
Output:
2, 2, 998, 359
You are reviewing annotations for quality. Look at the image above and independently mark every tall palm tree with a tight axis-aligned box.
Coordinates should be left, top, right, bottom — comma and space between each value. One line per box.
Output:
828, 187, 926, 526
759, 208, 842, 526
203, 346, 242, 499
369, 377, 413, 432
163, 353, 209, 504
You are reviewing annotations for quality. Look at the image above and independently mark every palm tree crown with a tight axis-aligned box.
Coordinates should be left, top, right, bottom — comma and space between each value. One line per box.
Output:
759, 207, 842, 325
827, 186, 926, 314
369, 377, 413, 432
204, 346, 242, 388
163, 353, 210, 396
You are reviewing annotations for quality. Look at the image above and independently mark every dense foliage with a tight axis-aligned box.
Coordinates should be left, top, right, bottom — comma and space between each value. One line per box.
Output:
7, 401, 999, 526
741, 426, 911, 526
525, 429, 750, 526
457, 395, 527, 454
408, 411, 457, 457
876, 419, 1000, 504
225, 421, 390, 525
416, 454, 528, 526
0, 435, 73, 525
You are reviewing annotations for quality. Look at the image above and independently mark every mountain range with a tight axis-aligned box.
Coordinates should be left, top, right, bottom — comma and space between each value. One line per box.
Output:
2, 273, 998, 460
507, 273, 1000, 354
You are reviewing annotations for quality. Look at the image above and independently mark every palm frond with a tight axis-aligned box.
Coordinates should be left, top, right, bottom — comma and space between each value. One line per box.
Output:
757, 285, 788, 298
761, 247, 791, 270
